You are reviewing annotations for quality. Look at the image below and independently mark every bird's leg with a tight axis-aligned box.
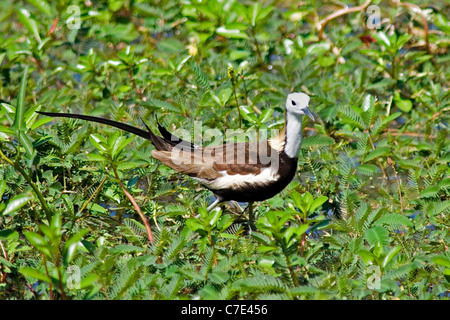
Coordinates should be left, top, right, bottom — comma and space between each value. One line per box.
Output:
247, 201, 255, 233
206, 198, 221, 212
230, 201, 244, 213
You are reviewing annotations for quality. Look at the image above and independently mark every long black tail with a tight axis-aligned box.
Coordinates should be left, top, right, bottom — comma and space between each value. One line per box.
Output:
36, 111, 180, 151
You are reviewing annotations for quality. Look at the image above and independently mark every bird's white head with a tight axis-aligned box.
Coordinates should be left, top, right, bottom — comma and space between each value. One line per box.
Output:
286, 92, 314, 121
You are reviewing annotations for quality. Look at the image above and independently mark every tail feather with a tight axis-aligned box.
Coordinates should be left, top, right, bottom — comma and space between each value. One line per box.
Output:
140, 117, 196, 150
36, 111, 174, 151
157, 123, 197, 149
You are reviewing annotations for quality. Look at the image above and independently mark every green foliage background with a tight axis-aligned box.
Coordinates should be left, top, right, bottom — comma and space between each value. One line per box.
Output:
0, 0, 449, 300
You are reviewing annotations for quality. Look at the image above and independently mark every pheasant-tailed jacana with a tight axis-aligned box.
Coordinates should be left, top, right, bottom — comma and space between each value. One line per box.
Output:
37, 92, 314, 226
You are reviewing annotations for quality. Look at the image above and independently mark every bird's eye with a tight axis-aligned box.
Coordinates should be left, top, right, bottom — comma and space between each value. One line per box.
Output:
291, 100, 296, 106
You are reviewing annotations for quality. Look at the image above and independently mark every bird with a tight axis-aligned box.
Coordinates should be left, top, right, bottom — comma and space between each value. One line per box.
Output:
37, 92, 314, 227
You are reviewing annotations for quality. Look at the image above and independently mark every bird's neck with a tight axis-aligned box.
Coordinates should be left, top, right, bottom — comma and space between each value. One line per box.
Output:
284, 112, 303, 158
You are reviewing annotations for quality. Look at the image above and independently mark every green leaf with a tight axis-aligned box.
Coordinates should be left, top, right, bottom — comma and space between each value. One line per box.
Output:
216, 26, 249, 39
79, 274, 100, 290
87, 153, 107, 162
106, 131, 120, 152
118, 85, 132, 92
394, 91, 412, 112
420, 185, 440, 198
366, 78, 396, 90
370, 112, 401, 135
24, 104, 42, 128
364, 147, 390, 162
240, 106, 258, 124
219, 232, 237, 240
291, 191, 312, 214
209, 209, 222, 226
23, 230, 52, 257
432, 257, 450, 268
250, 3, 261, 27
2, 102, 16, 115
395, 34, 412, 50
283, 225, 298, 244
63, 241, 79, 265
176, 55, 192, 72
89, 134, 107, 152
62, 194, 74, 216
39, 224, 58, 246
301, 135, 335, 149
11, 66, 35, 159
255, 5, 273, 23
198, 207, 208, 219
259, 108, 274, 124
16, 9, 42, 43
0, 180, 6, 199
257, 256, 275, 268
208, 271, 229, 284
157, 39, 185, 54
16, 130, 35, 159
109, 0, 124, 12
382, 245, 401, 268
0, 256, 12, 270
2, 194, 30, 216
191, 62, 209, 89
109, 244, 145, 254
0, 229, 19, 240
217, 87, 232, 106
186, 217, 204, 232
12, 66, 28, 132
27, 0, 53, 17
306, 42, 330, 56
358, 249, 375, 265
362, 94, 375, 126
362, 94, 375, 112
89, 203, 107, 214
0, 125, 15, 135
435, 13, 450, 34
29, 116, 53, 130
296, 224, 309, 237
375, 213, 413, 228
50, 212, 62, 236
257, 245, 277, 253
110, 135, 132, 159
338, 106, 365, 130
357, 163, 379, 176
309, 196, 328, 214
365, 226, 390, 247
444, 269, 450, 282
143, 99, 181, 113
19, 267, 51, 283
375, 31, 390, 48
230, 50, 251, 60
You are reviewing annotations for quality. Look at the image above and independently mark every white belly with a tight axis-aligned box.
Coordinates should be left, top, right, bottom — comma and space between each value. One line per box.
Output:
195, 167, 279, 190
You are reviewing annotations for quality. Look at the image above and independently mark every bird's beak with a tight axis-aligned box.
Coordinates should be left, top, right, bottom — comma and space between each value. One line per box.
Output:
303, 107, 315, 122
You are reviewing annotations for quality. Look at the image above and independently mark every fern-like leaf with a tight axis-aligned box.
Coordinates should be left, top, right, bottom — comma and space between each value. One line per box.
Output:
142, 98, 181, 114
232, 274, 288, 294
301, 135, 335, 149
363, 146, 390, 162
338, 105, 365, 130
375, 213, 413, 229
191, 63, 210, 90
364, 226, 390, 246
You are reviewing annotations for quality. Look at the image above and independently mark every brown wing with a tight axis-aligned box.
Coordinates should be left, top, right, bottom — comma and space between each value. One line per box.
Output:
209, 141, 274, 176
152, 147, 221, 180
152, 140, 276, 181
